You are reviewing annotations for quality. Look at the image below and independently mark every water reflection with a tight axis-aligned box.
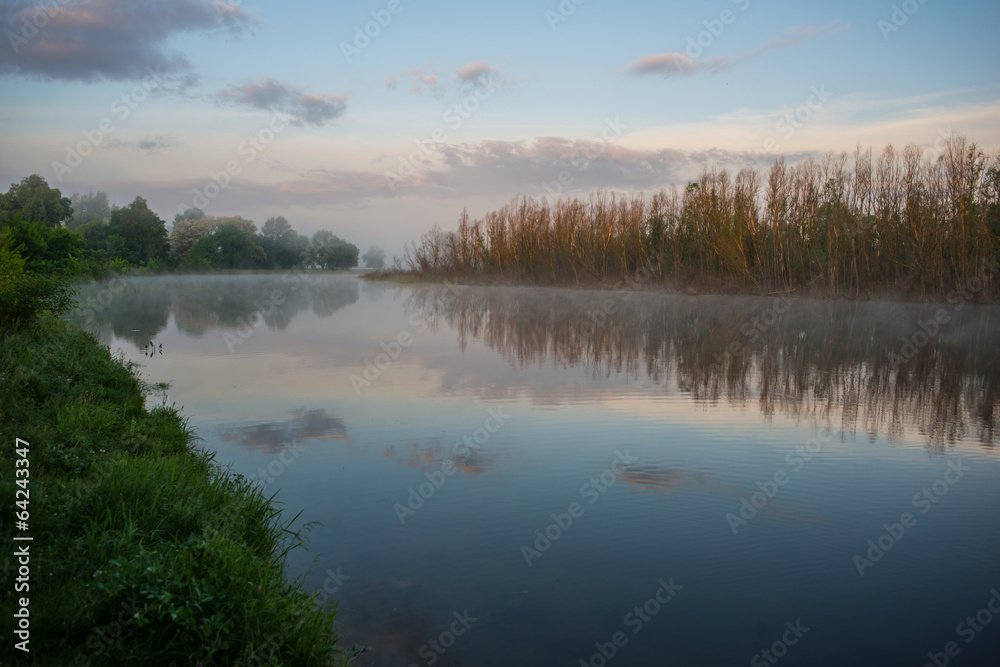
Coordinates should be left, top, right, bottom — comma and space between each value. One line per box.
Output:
404, 285, 999, 447
219, 408, 348, 454
71, 273, 359, 350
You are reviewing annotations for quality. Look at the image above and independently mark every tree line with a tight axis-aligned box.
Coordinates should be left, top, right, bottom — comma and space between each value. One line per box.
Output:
400, 135, 1000, 301
0, 173, 386, 279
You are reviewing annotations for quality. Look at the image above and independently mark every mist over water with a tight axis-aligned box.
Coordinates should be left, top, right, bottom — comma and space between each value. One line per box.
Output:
70, 274, 1000, 666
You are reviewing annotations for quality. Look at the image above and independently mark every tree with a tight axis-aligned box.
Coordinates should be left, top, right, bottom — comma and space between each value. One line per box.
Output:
214, 216, 258, 236
0, 213, 87, 275
361, 245, 386, 269
0, 175, 73, 227
311, 230, 358, 270
68, 191, 112, 229
260, 216, 309, 269
174, 208, 205, 224
106, 197, 170, 266
170, 216, 216, 258
261, 216, 292, 241
188, 221, 267, 269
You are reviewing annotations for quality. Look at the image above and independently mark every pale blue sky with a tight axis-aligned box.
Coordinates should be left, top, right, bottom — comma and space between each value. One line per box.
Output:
1, 0, 997, 256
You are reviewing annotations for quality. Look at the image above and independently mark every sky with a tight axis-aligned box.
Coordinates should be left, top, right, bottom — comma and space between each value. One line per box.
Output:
1, 0, 998, 259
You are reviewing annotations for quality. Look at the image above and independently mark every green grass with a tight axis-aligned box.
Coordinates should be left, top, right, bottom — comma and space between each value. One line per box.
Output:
0, 315, 349, 666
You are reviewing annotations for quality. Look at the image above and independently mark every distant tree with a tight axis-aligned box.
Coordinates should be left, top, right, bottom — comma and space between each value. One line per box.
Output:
361, 245, 386, 269
188, 221, 266, 269
68, 191, 112, 229
311, 230, 358, 270
260, 216, 309, 269
174, 208, 205, 224
261, 216, 292, 241
0, 175, 73, 227
170, 216, 216, 258
106, 197, 170, 265
214, 216, 258, 236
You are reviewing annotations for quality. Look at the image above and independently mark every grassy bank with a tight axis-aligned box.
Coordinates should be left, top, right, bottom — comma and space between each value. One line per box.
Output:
0, 315, 348, 665
396, 137, 1000, 302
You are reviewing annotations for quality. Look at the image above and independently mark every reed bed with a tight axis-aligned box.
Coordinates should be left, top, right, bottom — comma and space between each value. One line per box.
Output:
400, 136, 1000, 300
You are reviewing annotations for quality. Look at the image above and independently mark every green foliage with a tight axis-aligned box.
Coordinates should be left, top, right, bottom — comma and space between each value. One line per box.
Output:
189, 221, 267, 269
106, 197, 171, 267
0, 316, 348, 665
261, 216, 310, 269
0, 232, 76, 328
169, 215, 216, 259
0, 174, 73, 227
311, 230, 358, 270
0, 213, 87, 275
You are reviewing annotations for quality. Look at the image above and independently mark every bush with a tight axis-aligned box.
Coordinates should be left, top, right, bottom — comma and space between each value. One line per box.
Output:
0, 233, 75, 329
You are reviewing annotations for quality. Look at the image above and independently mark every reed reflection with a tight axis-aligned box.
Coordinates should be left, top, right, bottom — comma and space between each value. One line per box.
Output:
405, 285, 999, 447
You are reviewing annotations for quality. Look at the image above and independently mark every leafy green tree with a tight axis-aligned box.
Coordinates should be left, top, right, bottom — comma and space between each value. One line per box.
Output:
361, 245, 386, 269
170, 216, 216, 258
0, 213, 87, 275
261, 216, 309, 269
0, 175, 73, 227
188, 221, 267, 269
214, 216, 258, 236
311, 230, 358, 270
68, 191, 112, 230
106, 197, 170, 266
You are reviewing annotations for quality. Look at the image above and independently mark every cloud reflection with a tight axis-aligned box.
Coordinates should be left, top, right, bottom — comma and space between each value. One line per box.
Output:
220, 408, 347, 454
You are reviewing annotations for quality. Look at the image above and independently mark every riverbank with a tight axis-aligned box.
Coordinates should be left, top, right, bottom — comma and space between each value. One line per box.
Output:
0, 314, 350, 665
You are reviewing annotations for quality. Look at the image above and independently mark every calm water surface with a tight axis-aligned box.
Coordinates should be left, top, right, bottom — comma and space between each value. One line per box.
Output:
70, 274, 1000, 666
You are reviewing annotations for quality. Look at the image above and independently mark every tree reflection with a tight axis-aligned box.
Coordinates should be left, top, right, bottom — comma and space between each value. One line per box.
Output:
405, 286, 999, 448
70, 273, 359, 347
